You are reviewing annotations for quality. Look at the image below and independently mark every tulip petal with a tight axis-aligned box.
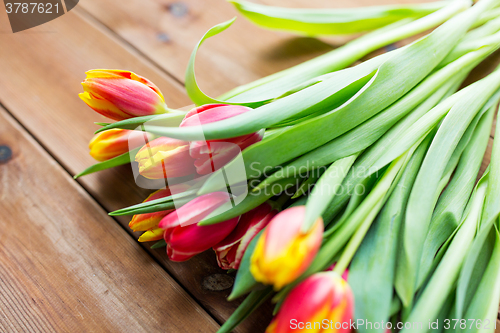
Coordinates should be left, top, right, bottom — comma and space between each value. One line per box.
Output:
138, 228, 165, 242
159, 192, 231, 229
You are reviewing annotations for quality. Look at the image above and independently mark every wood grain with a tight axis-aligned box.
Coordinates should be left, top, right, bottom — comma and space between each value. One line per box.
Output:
1, 0, 499, 332
0, 106, 219, 332
0, 6, 272, 333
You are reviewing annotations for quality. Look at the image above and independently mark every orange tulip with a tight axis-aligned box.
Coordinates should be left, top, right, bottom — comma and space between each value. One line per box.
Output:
79, 69, 167, 121
89, 129, 153, 162
250, 206, 323, 290
267, 272, 354, 333
129, 188, 174, 236
134, 137, 196, 179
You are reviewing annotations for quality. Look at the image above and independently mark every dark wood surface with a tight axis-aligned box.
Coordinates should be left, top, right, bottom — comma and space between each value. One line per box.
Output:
0, 0, 499, 332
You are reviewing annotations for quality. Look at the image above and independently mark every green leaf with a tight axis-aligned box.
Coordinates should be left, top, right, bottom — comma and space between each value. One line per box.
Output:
199, 177, 298, 226
291, 171, 323, 199
455, 98, 500, 319
395, 70, 500, 307
161, 0, 472, 141
229, 229, 265, 300
222, 1, 468, 104
455, 226, 495, 320
349, 132, 428, 333
218, 288, 273, 333
74, 148, 139, 179
418, 101, 496, 289
482, 99, 500, 228
461, 227, 500, 333
109, 189, 198, 216
254, 52, 473, 191
303, 154, 357, 231
400, 175, 489, 333
94, 112, 186, 134
196, 4, 495, 195
274, 148, 415, 308
151, 239, 167, 249
230, 0, 445, 36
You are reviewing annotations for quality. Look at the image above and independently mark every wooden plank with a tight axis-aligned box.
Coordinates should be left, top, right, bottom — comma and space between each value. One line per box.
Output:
77, 0, 438, 97
0, 7, 271, 333
0, 106, 219, 332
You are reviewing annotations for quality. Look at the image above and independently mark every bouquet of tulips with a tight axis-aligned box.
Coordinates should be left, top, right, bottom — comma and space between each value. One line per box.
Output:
76, 0, 500, 332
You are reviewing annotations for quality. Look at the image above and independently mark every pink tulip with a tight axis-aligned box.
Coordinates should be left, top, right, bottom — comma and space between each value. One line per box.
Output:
213, 203, 277, 270
159, 192, 239, 261
80, 70, 167, 121
250, 206, 323, 290
267, 272, 354, 333
179, 104, 263, 175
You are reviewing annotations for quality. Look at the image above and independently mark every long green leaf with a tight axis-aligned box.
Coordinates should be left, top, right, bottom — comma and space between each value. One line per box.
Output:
109, 189, 198, 216
74, 148, 139, 178
229, 229, 266, 300
400, 175, 489, 333
455, 99, 500, 318
254, 50, 476, 191
418, 101, 496, 289
195, 3, 497, 195
303, 154, 357, 231
195, 1, 469, 105
461, 227, 500, 333
395, 66, 500, 308
218, 288, 273, 333
349, 133, 429, 333
199, 178, 298, 226
94, 112, 186, 134
230, 0, 445, 36
274, 148, 415, 308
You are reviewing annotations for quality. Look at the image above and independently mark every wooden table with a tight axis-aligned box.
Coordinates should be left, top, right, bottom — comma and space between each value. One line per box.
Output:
0, 0, 498, 332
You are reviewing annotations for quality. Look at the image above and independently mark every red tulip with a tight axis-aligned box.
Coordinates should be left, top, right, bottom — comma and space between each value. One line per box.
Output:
159, 192, 239, 261
250, 206, 323, 290
89, 129, 153, 162
80, 70, 167, 121
135, 136, 196, 179
179, 104, 263, 175
267, 272, 354, 333
213, 203, 277, 270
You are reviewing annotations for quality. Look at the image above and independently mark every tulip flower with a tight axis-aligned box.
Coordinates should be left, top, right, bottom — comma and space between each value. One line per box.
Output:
138, 228, 164, 242
129, 188, 174, 233
159, 192, 239, 261
213, 202, 277, 270
79, 69, 167, 121
180, 104, 263, 175
266, 272, 354, 333
250, 206, 323, 290
135, 137, 196, 179
89, 129, 154, 162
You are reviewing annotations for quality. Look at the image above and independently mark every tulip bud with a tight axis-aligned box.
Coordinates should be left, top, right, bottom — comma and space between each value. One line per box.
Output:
266, 272, 354, 333
250, 206, 323, 290
89, 129, 154, 162
135, 137, 196, 179
159, 192, 239, 261
213, 203, 277, 270
138, 228, 164, 242
129, 188, 174, 232
79, 69, 167, 121
179, 104, 263, 175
